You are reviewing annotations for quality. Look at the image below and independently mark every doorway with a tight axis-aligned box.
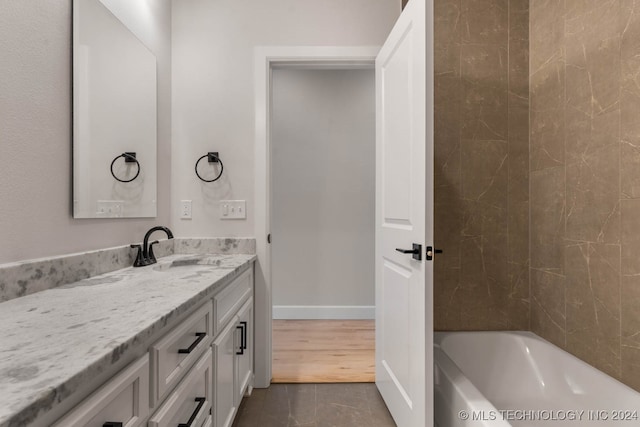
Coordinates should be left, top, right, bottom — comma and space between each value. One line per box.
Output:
253, 3, 430, 424
253, 47, 379, 389
270, 67, 376, 382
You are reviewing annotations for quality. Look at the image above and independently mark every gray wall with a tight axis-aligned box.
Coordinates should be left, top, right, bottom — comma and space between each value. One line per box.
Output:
0, 1, 172, 264
271, 69, 375, 316
170, 0, 399, 239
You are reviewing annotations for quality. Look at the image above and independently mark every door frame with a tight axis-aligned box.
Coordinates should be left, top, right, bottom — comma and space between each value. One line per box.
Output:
253, 46, 380, 388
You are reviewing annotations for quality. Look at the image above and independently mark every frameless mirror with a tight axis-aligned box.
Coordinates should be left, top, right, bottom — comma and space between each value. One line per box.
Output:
73, 0, 157, 218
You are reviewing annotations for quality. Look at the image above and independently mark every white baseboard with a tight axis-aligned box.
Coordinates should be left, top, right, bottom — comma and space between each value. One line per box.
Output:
272, 305, 375, 320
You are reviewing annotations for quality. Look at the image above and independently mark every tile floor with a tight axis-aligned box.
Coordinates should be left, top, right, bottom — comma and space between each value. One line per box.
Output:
232, 383, 397, 427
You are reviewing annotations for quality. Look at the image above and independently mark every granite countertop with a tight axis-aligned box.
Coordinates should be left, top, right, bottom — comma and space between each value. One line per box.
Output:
0, 253, 256, 427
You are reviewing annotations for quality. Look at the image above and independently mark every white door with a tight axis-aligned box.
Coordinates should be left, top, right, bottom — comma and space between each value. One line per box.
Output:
375, 0, 433, 426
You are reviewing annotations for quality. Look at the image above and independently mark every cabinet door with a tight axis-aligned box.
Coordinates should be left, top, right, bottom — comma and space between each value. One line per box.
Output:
213, 317, 238, 427
235, 297, 253, 405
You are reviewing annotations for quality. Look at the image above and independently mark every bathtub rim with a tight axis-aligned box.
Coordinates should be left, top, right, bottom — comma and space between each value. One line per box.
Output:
434, 330, 640, 402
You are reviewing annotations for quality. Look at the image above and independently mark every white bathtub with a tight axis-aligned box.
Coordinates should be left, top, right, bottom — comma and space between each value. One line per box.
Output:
434, 331, 640, 426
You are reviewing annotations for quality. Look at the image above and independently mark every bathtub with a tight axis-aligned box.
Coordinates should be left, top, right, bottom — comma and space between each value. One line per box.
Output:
434, 331, 640, 426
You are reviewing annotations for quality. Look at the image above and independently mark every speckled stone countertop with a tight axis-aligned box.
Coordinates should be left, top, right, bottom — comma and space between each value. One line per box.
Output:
0, 253, 256, 427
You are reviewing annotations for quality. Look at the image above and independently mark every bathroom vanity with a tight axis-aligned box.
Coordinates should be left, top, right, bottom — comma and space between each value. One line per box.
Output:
0, 252, 255, 427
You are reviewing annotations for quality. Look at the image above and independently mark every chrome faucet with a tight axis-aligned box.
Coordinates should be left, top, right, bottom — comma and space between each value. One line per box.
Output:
131, 226, 174, 267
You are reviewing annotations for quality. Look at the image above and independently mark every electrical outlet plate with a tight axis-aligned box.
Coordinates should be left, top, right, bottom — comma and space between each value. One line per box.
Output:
220, 200, 246, 219
180, 200, 192, 219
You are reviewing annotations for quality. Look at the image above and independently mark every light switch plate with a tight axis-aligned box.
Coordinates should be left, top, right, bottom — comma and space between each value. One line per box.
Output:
220, 200, 246, 219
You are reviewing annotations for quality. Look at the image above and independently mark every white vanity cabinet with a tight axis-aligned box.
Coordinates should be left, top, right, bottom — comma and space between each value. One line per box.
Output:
50, 262, 254, 427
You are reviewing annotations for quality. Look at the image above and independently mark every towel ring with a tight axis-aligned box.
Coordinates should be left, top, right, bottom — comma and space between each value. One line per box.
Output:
110, 152, 140, 183
195, 152, 224, 182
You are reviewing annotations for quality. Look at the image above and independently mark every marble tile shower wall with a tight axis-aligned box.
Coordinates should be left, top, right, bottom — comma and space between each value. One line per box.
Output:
434, 0, 530, 330
529, 0, 640, 391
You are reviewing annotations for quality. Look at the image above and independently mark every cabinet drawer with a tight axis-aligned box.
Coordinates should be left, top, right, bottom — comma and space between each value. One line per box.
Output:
149, 349, 212, 427
52, 354, 149, 427
214, 268, 252, 335
151, 302, 213, 406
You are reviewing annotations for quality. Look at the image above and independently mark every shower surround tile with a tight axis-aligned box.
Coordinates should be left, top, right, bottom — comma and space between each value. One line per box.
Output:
531, 269, 566, 348
434, 0, 461, 77
529, 0, 640, 392
564, 109, 620, 245
461, 0, 508, 45
530, 106, 565, 171
434, 0, 530, 331
530, 167, 565, 272
460, 82, 509, 141
565, 242, 621, 379
508, 139, 529, 265
434, 255, 463, 329
0, 238, 256, 303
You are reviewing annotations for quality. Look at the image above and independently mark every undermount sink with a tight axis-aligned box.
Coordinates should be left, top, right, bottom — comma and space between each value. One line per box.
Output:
152, 256, 221, 272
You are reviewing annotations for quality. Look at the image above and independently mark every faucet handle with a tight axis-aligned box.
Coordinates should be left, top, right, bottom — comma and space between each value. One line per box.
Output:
148, 240, 160, 264
130, 244, 145, 267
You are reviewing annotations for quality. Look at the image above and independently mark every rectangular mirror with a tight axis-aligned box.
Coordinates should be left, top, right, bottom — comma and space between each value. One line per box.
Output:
73, 0, 157, 218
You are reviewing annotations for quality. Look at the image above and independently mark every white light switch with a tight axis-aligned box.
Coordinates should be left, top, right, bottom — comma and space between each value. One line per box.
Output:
180, 200, 192, 219
220, 200, 246, 219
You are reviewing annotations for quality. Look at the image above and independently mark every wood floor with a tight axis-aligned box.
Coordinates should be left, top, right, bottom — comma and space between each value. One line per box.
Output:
272, 319, 375, 383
